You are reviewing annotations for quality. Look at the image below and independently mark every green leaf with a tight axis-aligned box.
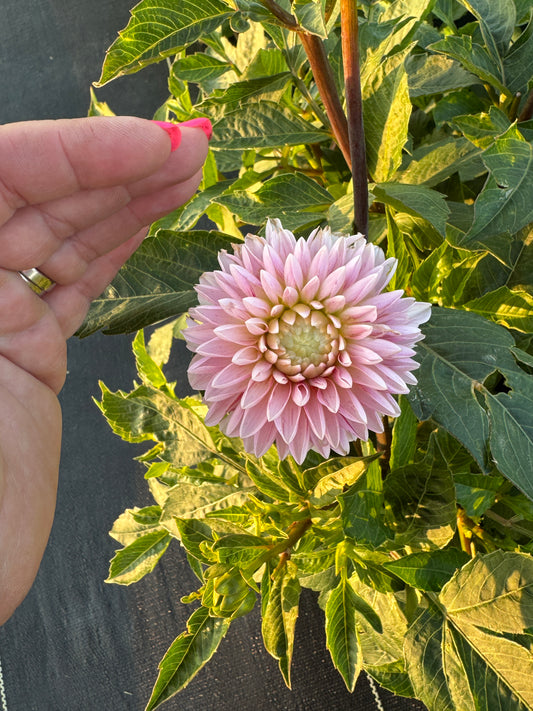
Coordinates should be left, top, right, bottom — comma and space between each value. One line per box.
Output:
407, 308, 508, 471
457, 126, 533, 252
245, 457, 293, 502
293, 0, 327, 38
97, 385, 216, 467
310, 459, 368, 508
362, 45, 413, 183
459, 0, 516, 59
340, 457, 390, 548
454, 472, 503, 517
347, 584, 383, 634
215, 172, 333, 230
463, 286, 533, 333
212, 533, 269, 566
446, 621, 533, 710
208, 72, 292, 108
173, 53, 232, 85
503, 15, 533, 94
385, 207, 412, 291
132, 331, 168, 389
384, 435, 457, 550
374, 182, 450, 237
389, 395, 418, 471
88, 87, 115, 116
147, 318, 182, 366
77, 230, 235, 336
484, 370, 533, 502
210, 101, 329, 151
396, 136, 481, 187
261, 559, 301, 688
404, 606, 460, 711
177, 179, 234, 231
107, 529, 171, 585
440, 550, 533, 633
161, 481, 251, 521
109, 505, 163, 546
349, 577, 412, 695
145, 606, 230, 711
383, 549, 470, 591
325, 577, 362, 691
428, 35, 509, 96
412, 310, 533, 501
173, 517, 217, 563
406, 551, 533, 710
97, 0, 232, 85
453, 107, 511, 149
406, 53, 478, 97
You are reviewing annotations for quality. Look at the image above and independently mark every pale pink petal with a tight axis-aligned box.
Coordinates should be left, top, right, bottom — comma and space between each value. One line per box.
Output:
186, 221, 430, 462
317, 380, 340, 413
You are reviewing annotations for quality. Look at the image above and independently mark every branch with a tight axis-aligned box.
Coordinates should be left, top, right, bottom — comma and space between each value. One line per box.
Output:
341, 0, 368, 235
259, 0, 352, 168
260, 0, 299, 28
300, 34, 352, 168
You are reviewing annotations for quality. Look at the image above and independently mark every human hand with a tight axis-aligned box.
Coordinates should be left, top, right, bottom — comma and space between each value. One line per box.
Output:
0, 116, 209, 623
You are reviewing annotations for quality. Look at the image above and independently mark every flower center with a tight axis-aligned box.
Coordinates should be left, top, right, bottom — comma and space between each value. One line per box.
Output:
278, 316, 331, 366
261, 306, 340, 380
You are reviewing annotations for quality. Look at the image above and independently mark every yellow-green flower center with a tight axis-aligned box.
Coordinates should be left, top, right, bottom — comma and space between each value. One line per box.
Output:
260, 306, 341, 380
278, 315, 332, 367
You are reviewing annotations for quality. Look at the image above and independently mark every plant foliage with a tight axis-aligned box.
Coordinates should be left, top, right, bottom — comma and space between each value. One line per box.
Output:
84, 0, 533, 708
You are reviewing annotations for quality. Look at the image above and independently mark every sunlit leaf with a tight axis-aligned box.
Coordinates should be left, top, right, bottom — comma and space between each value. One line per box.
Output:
325, 577, 362, 691
261, 560, 301, 687
215, 172, 333, 230
107, 529, 171, 585
362, 45, 413, 182
145, 607, 230, 710
97, 385, 216, 467
98, 0, 232, 85
428, 35, 509, 96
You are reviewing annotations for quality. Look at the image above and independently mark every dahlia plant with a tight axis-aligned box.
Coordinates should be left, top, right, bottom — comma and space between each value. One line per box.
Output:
80, 1, 533, 709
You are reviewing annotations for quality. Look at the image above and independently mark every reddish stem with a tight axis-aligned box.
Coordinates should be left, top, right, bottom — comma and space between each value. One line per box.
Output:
340, 0, 368, 236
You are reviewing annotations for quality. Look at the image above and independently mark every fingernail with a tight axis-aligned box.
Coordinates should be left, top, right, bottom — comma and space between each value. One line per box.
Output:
178, 118, 213, 141
152, 121, 182, 151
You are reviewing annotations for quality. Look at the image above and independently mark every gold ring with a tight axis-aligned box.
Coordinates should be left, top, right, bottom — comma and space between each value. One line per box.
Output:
18, 268, 56, 295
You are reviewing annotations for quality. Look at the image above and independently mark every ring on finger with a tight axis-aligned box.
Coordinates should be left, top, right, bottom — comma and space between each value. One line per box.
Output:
18, 267, 56, 296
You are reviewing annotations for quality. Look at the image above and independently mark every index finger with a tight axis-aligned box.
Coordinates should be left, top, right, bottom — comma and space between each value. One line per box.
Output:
0, 116, 174, 224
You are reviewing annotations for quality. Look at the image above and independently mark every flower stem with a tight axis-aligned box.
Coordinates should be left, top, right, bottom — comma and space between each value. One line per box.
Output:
259, 0, 352, 167
341, 0, 368, 236
299, 33, 352, 167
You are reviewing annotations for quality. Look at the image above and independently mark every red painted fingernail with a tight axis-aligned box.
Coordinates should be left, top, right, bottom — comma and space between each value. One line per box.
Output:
152, 121, 182, 151
178, 118, 213, 141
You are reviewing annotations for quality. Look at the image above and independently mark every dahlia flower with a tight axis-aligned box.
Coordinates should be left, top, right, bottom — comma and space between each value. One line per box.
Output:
185, 220, 431, 464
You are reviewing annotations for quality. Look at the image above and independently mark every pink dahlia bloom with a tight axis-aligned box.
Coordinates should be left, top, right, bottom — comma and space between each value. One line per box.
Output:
185, 220, 431, 464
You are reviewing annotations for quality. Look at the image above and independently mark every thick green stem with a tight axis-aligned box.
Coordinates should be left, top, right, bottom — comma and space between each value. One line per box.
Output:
341, 0, 368, 236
